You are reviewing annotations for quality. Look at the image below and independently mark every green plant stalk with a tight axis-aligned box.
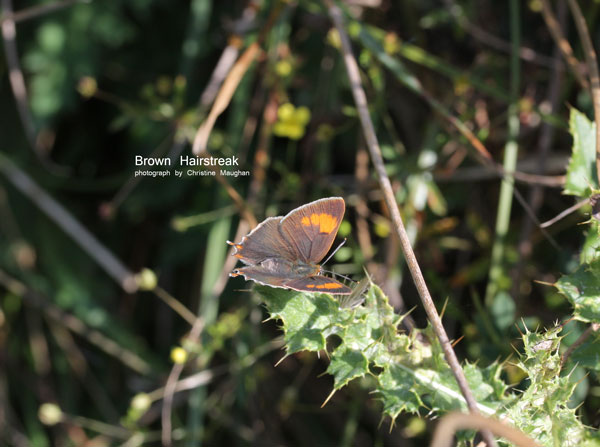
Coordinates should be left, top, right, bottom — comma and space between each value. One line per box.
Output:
186, 217, 231, 447
485, 0, 520, 307
340, 395, 361, 447
179, 0, 212, 83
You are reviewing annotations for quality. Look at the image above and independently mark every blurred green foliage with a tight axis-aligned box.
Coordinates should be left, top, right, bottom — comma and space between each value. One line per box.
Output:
1, 0, 600, 446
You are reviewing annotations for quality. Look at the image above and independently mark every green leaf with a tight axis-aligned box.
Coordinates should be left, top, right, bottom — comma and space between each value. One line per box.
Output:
257, 285, 348, 354
565, 108, 599, 197
555, 261, 600, 323
377, 364, 424, 417
570, 333, 600, 372
327, 346, 369, 389
581, 220, 600, 264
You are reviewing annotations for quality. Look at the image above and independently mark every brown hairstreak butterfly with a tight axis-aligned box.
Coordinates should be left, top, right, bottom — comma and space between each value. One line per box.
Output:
227, 197, 352, 294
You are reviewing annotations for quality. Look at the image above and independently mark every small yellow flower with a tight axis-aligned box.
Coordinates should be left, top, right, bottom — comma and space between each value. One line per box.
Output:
170, 346, 188, 364
77, 77, 97, 98
348, 22, 361, 38
374, 218, 390, 238
39, 403, 63, 426
383, 33, 401, 55
326, 29, 341, 49
131, 393, 152, 412
273, 103, 311, 140
294, 106, 310, 125
136, 268, 157, 291
403, 416, 426, 438
278, 103, 296, 121
275, 60, 293, 77
528, 0, 542, 12
453, 75, 470, 96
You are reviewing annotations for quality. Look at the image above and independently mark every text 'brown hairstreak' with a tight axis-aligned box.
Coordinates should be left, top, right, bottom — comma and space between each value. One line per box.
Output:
227, 197, 352, 294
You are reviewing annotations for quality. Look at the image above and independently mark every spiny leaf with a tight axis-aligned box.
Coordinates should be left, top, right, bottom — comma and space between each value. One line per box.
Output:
554, 261, 600, 323
505, 325, 595, 447
256, 283, 598, 445
565, 108, 598, 197
581, 220, 600, 265
570, 333, 600, 372
327, 346, 368, 389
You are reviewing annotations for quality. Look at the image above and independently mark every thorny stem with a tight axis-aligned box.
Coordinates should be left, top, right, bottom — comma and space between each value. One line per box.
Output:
325, 2, 497, 446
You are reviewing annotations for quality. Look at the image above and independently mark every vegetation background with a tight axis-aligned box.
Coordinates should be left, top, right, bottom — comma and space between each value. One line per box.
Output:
1, 0, 599, 445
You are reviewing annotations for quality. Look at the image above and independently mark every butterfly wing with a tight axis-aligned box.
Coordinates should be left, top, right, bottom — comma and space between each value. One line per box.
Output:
228, 216, 297, 265
278, 197, 345, 264
230, 265, 291, 288
284, 275, 352, 294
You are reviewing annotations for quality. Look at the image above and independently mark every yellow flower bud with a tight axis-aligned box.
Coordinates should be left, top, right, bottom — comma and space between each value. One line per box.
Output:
39, 403, 63, 426
131, 393, 152, 412
136, 268, 157, 291
170, 346, 188, 364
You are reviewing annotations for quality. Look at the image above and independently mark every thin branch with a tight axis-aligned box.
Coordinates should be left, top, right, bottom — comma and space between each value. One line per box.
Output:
161, 318, 205, 447
567, 0, 600, 183
0, 0, 70, 175
191, 4, 282, 155
560, 323, 600, 366
325, 2, 497, 446
517, 9, 564, 264
0, 268, 152, 375
199, 37, 243, 110
0, 152, 200, 324
539, 196, 589, 228
154, 287, 197, 326
444, 0, 560, 70
0, 0, 88, 24
540, 0, 589, 90
1, 0, 36, 147
0, 152, 138, 292
430, 411, 541, 447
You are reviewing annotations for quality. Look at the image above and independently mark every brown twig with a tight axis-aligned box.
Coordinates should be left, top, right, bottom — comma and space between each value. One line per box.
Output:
540, 0, 589, 90
0, 153, 200, 324
0, 153, 138, 293
560, 323, 600, 367
161, 317, 205, 447
325, 2, 496, 446
199, 37, 244, 111
0, 0, 71, 175
434, 155, 567, 186
515, 13, 564, 294
567, 0, 600, 183
192, 4, 283, 155
1, 0, 36, 148
0, 268, 152, 375
153, 287, 197, 326
430, 411, 541, 447
48, 322, 120, 422
444, 0, 560, 70
0, 0, 87, 24
540, 196, 589, 228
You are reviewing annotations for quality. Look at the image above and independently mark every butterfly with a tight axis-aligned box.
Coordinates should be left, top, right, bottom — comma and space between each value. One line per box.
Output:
227, 197, 352, 294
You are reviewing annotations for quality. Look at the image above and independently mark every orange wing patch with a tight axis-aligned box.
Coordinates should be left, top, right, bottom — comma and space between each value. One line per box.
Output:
304, 282, 342, 289
300, 213, 338, 234
316, 282, 343, 289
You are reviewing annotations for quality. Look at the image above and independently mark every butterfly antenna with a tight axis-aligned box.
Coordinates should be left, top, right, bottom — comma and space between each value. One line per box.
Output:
321, 238, 346, 266
321, 269, 355, 283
